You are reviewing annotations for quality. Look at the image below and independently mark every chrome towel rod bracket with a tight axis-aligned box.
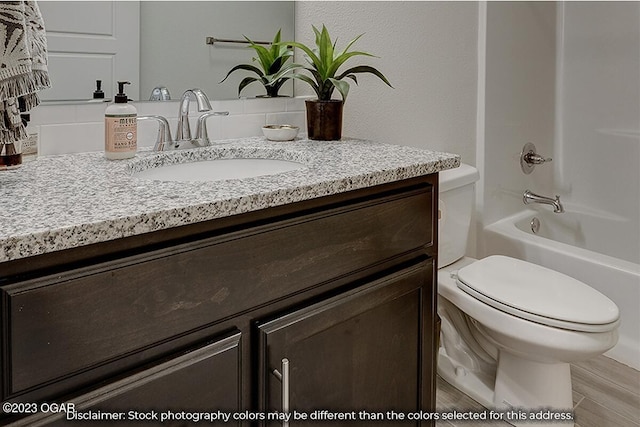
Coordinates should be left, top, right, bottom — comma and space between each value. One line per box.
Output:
206, 37, 271, 46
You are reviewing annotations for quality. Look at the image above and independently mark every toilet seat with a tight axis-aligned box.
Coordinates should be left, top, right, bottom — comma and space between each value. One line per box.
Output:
456, 255, 620, 333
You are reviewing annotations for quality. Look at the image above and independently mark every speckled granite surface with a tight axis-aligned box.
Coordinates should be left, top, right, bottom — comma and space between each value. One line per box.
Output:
0, 137, 459, 262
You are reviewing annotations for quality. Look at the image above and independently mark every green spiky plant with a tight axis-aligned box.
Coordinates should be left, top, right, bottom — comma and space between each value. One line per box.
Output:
272, 25, 392, 101
220, 29, 293, 97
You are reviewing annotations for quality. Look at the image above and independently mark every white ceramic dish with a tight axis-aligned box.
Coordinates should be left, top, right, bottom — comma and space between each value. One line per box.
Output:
262, 124, 299, 141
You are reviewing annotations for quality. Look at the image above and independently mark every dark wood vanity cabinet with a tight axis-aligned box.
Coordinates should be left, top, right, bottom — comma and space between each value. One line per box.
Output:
0, 175, 438, 426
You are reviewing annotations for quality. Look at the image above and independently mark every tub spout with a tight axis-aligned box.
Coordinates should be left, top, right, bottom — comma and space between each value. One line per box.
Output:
523, 190, 564, 213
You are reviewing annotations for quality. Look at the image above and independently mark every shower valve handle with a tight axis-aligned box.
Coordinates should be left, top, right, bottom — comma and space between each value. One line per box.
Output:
524, 152, 552, 165
520, 142, 552, 174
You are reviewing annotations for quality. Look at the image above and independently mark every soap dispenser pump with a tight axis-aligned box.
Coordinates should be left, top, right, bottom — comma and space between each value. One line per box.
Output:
93, 79, 105, 100
104, 81, 137, 160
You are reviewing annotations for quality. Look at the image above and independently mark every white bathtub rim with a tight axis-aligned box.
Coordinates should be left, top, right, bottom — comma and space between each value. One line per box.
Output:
486, 209, 640, 276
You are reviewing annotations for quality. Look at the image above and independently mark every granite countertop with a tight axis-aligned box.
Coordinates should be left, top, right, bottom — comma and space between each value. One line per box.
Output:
0, 137, 460, 263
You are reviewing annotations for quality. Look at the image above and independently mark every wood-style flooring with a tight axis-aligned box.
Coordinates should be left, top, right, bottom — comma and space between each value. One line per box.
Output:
436, 355, 640, 427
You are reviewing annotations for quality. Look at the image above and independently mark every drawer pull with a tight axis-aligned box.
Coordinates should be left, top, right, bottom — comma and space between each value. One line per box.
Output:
272, 358, 290, 427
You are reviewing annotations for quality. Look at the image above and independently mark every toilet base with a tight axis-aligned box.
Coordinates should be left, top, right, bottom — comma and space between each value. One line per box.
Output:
438, 348, 575, 427
438, 346, 495, 408
494, 351, 573, 410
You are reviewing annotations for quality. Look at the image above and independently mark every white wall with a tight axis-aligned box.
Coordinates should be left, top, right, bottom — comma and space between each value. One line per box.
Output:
294, 1, 478, 163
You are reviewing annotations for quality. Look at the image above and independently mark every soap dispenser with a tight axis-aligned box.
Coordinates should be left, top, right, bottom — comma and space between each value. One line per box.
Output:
93, 80, 105, 100
105, 81, 137, 160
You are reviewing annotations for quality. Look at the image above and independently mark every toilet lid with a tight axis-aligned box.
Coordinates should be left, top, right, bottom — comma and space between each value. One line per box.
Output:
455, 255, 619, 332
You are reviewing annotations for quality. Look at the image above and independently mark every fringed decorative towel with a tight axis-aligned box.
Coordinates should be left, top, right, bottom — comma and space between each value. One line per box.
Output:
0, 0, 50, 146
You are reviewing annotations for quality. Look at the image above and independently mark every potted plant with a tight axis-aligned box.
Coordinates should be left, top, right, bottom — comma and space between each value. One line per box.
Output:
220, 29, 293, 97
272, 25, 392, 140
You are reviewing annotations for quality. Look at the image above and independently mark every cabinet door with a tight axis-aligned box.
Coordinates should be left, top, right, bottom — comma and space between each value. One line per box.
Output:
13, 333, 241, 427
257, 260, 435, 426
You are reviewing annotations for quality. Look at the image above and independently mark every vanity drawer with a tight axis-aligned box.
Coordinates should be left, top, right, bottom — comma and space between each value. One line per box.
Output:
2, 183, 433, 395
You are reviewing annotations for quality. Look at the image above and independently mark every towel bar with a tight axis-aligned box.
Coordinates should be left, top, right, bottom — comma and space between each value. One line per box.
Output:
206, 37, 270, 46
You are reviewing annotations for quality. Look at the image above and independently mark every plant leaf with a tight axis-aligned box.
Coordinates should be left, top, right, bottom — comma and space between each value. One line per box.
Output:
289, 73, 321, 98
312, 25, 322, 50
267, 62, 317, 95
337, 65, 393, 88
270, 76, 288, 91
269, 29, 282, 60
328, 78, 350, 101
344, 74, 358, 84
281, 40, 323, 75
238, 76, 260, 96
337, 33, 365, 58
318, 25, 333, 78
269, 62, 305, 82
269, 57, 284, 75
328, 51, 376, 78
220, 64, 264, 83
246, 38, 274, 74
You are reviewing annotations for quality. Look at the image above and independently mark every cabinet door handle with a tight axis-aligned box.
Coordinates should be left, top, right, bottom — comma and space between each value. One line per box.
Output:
272, 358, 290, 427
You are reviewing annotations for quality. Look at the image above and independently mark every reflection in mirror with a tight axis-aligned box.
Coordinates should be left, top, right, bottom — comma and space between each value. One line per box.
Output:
38, 1, 295, 103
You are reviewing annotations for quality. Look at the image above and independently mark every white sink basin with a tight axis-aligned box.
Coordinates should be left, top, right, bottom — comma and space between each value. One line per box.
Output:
133, 158, 306, 182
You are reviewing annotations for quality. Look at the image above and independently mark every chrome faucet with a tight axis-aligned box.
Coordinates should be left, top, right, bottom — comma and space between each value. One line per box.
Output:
175, 89, 212, 143
523, 190, 564, 213
139, 89, 228, 150
149, 86, 171, 101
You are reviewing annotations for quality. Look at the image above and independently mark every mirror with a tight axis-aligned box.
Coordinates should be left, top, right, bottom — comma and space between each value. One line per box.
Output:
38, 1, 295, 103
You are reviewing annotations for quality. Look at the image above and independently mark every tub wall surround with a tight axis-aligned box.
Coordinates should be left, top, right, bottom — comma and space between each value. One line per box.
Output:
480, 1, 639, 246
556, 2, 640, 260
481, 2, 557, 228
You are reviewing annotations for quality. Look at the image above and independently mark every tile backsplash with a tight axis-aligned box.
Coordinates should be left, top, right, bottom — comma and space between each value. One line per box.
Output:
31, 97, 307, 155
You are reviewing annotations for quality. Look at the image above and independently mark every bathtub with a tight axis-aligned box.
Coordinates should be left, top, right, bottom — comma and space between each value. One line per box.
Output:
484, 209, 640, 370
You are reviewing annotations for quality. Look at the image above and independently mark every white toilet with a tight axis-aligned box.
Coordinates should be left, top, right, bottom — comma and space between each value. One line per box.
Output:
437, 164, 619, 426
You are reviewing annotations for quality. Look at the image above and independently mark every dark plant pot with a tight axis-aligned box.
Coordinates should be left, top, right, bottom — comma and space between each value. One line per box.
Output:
305, 99, 344, 141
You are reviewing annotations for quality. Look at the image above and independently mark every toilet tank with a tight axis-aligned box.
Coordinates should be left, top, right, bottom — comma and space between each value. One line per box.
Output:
438, 163, 480, 268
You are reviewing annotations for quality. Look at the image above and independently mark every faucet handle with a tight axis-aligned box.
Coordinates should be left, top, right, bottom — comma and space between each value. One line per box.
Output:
520, 142, 552, 174
195, 111, 229, 146
137, 115, 173, 151
524, 152, 552, 165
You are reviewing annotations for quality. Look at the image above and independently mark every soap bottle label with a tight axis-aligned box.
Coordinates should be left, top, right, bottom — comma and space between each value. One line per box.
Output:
105, 114, 137, 153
